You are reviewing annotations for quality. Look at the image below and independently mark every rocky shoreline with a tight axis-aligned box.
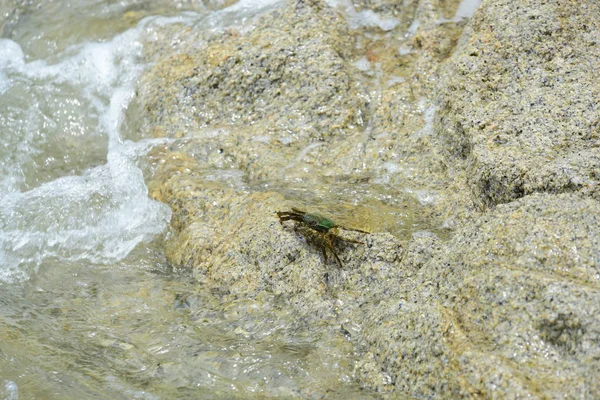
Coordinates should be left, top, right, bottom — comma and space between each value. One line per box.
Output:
138, 0, 600, 397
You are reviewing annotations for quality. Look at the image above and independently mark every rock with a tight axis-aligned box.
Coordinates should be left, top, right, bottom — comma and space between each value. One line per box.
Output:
139, 0, 367, 140
138, 0, 600, 397
442, 193, 600, 398
360, 193, 600, 398
148, 140, 401, 309
438, 0, 600, 206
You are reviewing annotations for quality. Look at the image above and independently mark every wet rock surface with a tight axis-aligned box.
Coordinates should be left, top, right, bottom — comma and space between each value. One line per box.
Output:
137, 0, 600, 397
438, 194, 600, 398
139, 0, 365, 140
359, 193, 600, 398
438, 0, 600, 206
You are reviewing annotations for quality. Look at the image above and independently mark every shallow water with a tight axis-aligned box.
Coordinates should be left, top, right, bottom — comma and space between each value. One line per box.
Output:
0, 1, 384, 398
0, 0, 484, 396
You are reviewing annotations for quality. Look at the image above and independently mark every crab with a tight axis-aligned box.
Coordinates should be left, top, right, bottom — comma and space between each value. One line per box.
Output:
276, 208, 369, 267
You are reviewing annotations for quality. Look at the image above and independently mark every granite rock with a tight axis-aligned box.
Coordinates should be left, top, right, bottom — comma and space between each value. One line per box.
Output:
139, 0, 367, 140
359, 193, 600, 398
138, 0, 600, 398
437, 0, 600, 206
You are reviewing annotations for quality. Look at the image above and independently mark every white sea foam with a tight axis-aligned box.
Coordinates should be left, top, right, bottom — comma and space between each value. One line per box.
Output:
0, 39, 25, 93
353, 56, 371, 72
411, 189, 438, 205
406, 19, 420, 36
386, 76, 406, 87
398, 46, 412, 56
0, 380, 18, 400
350, 9, 399, 31
195, 0, 285, 30
216, 0, 283, 16
455, 0, 482, 19
326, 0, 399, 31
0, 18, 176, 283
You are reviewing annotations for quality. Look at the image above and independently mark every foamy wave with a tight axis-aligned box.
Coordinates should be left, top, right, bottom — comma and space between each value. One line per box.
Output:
0, 17, 173, 283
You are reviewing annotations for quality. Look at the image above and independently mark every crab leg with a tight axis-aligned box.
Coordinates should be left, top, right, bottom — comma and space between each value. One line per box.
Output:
276, 212, 304, 225
333, 235, 364, 245
327, 245, 343, 268
325, 233, 344, 267
341, 226, 370, 234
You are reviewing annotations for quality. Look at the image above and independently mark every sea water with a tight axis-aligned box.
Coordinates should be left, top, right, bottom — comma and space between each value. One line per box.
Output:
0, 0, 482, 397
0, 1, 380, 398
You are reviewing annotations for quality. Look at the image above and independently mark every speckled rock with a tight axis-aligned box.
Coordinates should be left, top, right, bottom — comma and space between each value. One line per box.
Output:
443, 193, 600, 398
138, 0, 600, 398
359, 193, 600, 398
137, 0, 463, 235
438, 0, 600, 206
148, 141, 403, 307
139, 0, 367, 140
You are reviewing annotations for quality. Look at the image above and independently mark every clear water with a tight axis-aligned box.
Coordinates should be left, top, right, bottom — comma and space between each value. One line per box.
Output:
0, 1, 376, 398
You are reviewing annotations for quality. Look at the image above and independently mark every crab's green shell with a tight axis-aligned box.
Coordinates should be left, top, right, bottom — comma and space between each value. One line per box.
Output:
303, 213, 336, 233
